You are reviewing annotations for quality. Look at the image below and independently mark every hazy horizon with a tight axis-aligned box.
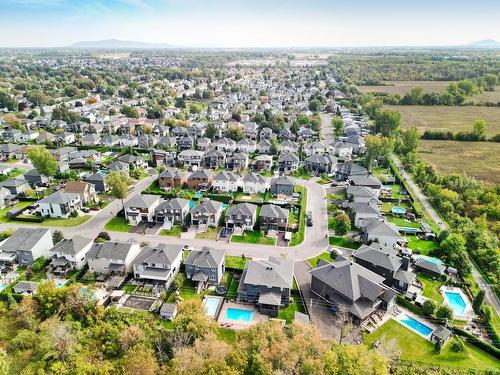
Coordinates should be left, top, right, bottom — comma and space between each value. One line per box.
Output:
1, 0, 500, 48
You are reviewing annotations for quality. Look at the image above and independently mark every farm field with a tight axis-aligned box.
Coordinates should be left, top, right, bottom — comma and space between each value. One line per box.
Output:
470, 86, 500, 103
387, 105, 500, 137
358, 81, 452, 95
418, 140, 500, 184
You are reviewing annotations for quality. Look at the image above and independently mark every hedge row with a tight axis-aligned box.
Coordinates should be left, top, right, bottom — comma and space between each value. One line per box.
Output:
396, 295, 425, 316
452, 327, 500, 359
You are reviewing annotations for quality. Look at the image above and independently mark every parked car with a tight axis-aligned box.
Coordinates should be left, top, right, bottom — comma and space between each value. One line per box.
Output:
220, 228, 228, 238
306, 211, 313, 226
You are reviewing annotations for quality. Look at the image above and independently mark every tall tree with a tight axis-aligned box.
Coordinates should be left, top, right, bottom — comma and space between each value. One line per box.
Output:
374, 109, 401, 136
27, 146, 58, 179
105, 171, 131, 208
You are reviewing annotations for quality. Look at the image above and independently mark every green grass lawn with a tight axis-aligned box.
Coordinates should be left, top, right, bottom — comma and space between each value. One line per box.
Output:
417, 274, 444, 305
290, 185, 307, 246
195, 226, 220, 240
104, 216, 131, 232
217, 328, 237, 344
391, 184, 407, 199
364, 319, 499, 370
0, 168, 25, 182
387, 217, 421, 228
167, 279, 201, 302
277, 297, 306, 324
231, 230, 276, 246
160, 225, 182, 237
122, 284, 137, 293
307, 252, 336, 267
225, 255, 250, 270
406, 235, 440, 256
291, 169, 312, 180
220, 271, 233, 287
38, 215, 91, 227
329, 236, 360, 249
328, 218, 336, 230
0, 201, 33, 223
227, 279, 239, 298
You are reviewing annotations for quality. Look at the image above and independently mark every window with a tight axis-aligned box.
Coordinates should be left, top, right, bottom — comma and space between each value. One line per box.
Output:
209, 275, 216, 281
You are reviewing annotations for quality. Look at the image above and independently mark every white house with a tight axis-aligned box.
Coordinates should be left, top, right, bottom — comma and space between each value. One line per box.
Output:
212, 171, 240, 193
38, 191, 82, 219
49, 235, 94, 274
86, 241, 141, 276
241, 172, 268, 194
132, 244, 183, 289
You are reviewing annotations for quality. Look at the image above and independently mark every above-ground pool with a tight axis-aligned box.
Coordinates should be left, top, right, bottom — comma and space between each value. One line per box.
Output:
414, 254, 444, 266
399, 314, 433, 337
444, 291, 467, 316
203, 296, 222, 318
225, 307, 254, 322
391, 206, 406, 215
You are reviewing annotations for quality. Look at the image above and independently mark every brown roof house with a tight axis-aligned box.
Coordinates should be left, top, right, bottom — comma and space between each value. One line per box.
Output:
64, 181, 98, 205
159, 169, 187, 190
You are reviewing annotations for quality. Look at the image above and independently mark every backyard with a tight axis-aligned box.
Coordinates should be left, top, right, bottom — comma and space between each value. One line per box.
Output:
417, 274, 444, 305
406, 235, 440, 256
277, 297, 306, 324
231, 230, 276, 246
0, 201, 33, 223
364, 319, 498, 370
387, 217, 421, 228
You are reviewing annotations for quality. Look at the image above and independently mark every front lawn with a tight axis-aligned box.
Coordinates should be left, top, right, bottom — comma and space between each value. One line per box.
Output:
417, 274, 444, 305
387, 217, 421, 228
328, 236, 360, 249
277, 297, 306, 324
195, 226, 220, 240
0, 201, 33, 223
225, 255, 250, 270
231, 230, 276, 246
307, 252, 336, 268
104, 216, 131, 232
40, 215, 92, 227
160, 225, 182, 237
406, 235, 440, 256
364, 319, 499, 370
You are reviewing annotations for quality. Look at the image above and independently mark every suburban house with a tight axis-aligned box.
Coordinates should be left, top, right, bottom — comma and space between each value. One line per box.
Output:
184, 247, 226, 291
24, 169, 49, 187
352, 244, 416, 292
350, 201, 381, 227
413, 256, 447, 276
225, 203, 257, 232
305, 154, 337, 174
151, 149, 176, 167
238, 256, 294, 317
178, 150, 204, 168
257, 139, 273, 154
346, 186, 380, 204
212, 171, 240, 193
241, 172, 267, 194
226, 152, 249, 171
203, 150, 226, 169
270, 176, 295, 197
310, 256, 396, 324
86, 241, 141, 277
259, 204, 289, 232
159, 169, 187, 190
85, 172, 107, 193
117, 154, 148, 169
154, 198, 191, 225
279, 139, 298, 154
237, 139, 256, 153
252, 154, 273, 171
132, 244, 183, 289
38, 191, 82, 218
64, 181, 98, 205
361, 218, 404, 249
49, 235, 94, 275
278, 152, 299, 173
107, 160, 130, 174
124, 194, 161, 225
0, 227, 53, 267
0, 179, 29, 196
190, 199, 223, 229
187, 169, 213, 190
13, 281, 39, 295
349, 176, 382, 196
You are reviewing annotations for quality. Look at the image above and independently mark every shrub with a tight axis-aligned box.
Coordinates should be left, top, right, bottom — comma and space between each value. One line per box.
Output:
451, 338, 465, 353
97, 231, 111, 241
70, 210, 78, 218
52, 230, 64, 244
436, 305, 454, 321
422, 300, 436, 316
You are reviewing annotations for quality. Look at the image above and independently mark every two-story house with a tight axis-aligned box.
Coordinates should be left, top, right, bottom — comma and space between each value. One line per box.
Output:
190, 199, 223, 230
0, 227, 53, 267
38, 191, 82, 219
154, 198, 191, 225
270, 176, 295, 197
278, 153, 299, 173
187, 169, 212, 190
49, 235, 94, 275
212, 171, 240, 193
259, 204, 289, 232
132, 244, 183, 289
124, 194, 161, 225
184, 247, 225, 291
86, 241, 141, 277
241, 172, 267, 194
225, 203, 257, 232
159, 169, 187, 190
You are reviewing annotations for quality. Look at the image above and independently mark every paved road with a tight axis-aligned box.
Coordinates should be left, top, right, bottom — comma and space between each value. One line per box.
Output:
392, 155, 500, 315
0, 175, 330, 261
319, 113, 333, 141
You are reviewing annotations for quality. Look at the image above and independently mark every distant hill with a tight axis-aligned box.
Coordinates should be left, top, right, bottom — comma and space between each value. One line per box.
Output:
466, 39, 500, 48
69, 39, 177, 49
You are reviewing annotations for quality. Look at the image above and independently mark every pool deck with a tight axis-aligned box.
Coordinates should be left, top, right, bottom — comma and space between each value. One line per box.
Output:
217, 302, 268, 329
394, 309, 436, 340
439, 286, 474, 319
203, 295, 224, 320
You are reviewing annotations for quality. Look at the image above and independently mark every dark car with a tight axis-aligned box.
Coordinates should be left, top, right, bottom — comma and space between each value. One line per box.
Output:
306, 211, 313, 226
220, 228, 228, 238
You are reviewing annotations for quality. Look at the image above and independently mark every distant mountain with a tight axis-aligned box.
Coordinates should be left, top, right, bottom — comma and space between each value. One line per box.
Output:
466, 39, 500, 48
69, 39, 177, 49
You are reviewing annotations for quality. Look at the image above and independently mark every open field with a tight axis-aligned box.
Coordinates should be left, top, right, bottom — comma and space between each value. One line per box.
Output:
418, 140, 500, 184
387, 105, 500, 137
471, 86, 500, 103
359, 81, 452, 95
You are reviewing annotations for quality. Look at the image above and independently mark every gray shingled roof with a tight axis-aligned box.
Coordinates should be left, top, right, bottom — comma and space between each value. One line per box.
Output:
242, 256, 294, 289
226, 202, 257, 218
132, 244, 183, 266
191, 199, 223, 215
184, 247, 225, 268
155, 198, 190, 212
50, 235, 93, 256
260, 204, 289, 219
87, 241, 136, 261
0, 227, 51, 253
353, 244, 403, 272
124, 194, 160, 209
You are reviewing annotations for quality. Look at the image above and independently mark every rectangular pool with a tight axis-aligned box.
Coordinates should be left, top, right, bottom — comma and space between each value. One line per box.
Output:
444, 291, 467, 316
225, 307, 254, 322
203, 296, 222, 318
414, 255, 444, 266
399, 314, 432, 337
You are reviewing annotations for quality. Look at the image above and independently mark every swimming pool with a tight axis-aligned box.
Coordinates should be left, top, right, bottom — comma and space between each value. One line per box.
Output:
414, 254, 444, 265
444, 291, 467, 316
391, 206, 406, 215
399, 314, 433, 337
225, 307, 254, 322
203, 296, 222, 318
54, 279, 67, 288
189, 200, 196, 209
0, 282, 6, 292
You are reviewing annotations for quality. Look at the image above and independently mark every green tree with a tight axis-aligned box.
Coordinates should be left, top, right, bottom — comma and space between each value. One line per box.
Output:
435, 305, 454, 322
409, 86, 424, 104
105, 171, 131, 208
332, 117, 344, 136
364, 135, 394, 170
422, 300, 436, 316
27, 146, 58, 179
120, 105, 140, 118
374, 109, 401, 136
0, 90, 18, 111
52, 230, 64, 244
0, 349, 9, 375
334, 212, 351, 235
204, 123, 217, 140
472, 119, 486, 140
472, 290, 485, 314
398, 127, 419, 154
308, 99, 321, 112
226, 125, 243, 141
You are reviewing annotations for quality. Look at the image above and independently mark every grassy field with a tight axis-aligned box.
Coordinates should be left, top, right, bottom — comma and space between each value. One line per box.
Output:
387, 105, 500, 137
231, 230, 276, 246
471, 86, 500, 103
359, 81, 452, 95
104, 216, 131, 232
329, 236, 360, 249
364, 319, 499, 370
418, 140, 500, 184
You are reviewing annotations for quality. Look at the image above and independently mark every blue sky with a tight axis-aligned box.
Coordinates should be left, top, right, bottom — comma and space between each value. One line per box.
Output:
1, 0, 499, 47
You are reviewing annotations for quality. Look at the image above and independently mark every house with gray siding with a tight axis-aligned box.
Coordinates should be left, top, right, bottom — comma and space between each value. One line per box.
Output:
0, 227, 53, 266
132, 244, 183, 289
270, 176, 295, 197
184, 247, 225, 291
